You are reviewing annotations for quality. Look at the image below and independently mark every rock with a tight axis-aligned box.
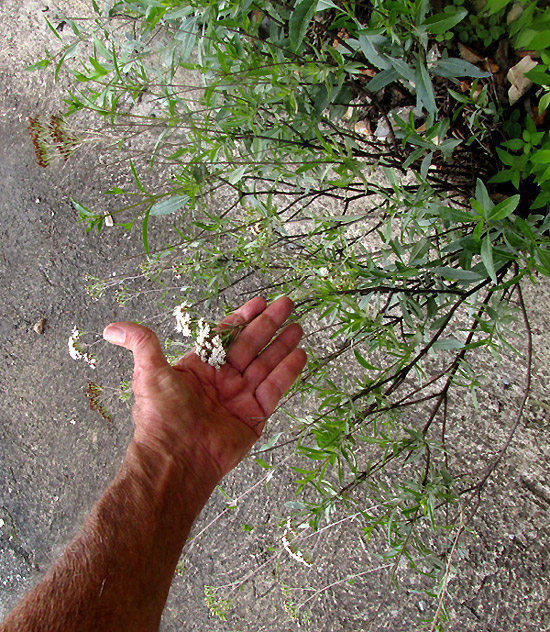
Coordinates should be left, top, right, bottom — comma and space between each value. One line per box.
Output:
507, 56, 538, 105
32, 317, 46, 335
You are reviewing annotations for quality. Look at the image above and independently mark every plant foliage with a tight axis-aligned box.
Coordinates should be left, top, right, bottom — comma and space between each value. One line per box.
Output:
31, 0, 549, 627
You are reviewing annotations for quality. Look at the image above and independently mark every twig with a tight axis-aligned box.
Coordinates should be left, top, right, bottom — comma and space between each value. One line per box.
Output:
472, 281, 533, 495
428, 518, 465, 632
297, 564, 392, 610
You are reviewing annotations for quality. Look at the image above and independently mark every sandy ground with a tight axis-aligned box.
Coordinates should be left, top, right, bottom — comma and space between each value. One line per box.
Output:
0, 2, 549, 631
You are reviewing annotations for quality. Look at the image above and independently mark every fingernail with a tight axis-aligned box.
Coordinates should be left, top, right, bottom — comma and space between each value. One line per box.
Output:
103, 325, 125, 344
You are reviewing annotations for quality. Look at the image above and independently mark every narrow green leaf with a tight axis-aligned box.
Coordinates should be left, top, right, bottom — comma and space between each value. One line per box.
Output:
475, 178, 493, 216
539, 92, 550, 113
436, 206, 474, 222
481, 235, 497, 283
71, 198, 94, 217
227, 165, 248, 185
432, 58, 490, 79
254, 458, 272, 469
432, 267, 484, 281
129, 159, 146, 193
150, 194, 190, 216
432, 338, 465, 350
175, 15, 199, 61
142, 207, 151, 256
420, 152, 432, 179
316, 0, 340, 10
289, 0, 317, 52
325, 214, 365, 223
353, 349, 380, 371
389, 57, 415, 83
258, 432, 283, 452
93, 34, 112, 61
88, 56, 110, 77
415, 60, 436, 116
44, 15, 62, 40
489, 194, 520, 221
487, 0, 511, 15
25, 59, 50, 72
358, 32, 391, 71
366, 68, 399, 92
423, 9, 467, 34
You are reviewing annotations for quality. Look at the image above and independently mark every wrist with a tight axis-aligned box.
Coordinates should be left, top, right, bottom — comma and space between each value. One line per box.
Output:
125, 438, 220, 520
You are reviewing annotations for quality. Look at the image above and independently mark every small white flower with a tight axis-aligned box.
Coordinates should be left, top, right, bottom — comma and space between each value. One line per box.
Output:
68, 327, 96, 368
195, 317, 211, 348
317, 267, 329, 278
282, 519, 312, 567
208, 335, 226, 370
83, 353, 97, 369
195, 346, 209, 363
174, 302, 192, 337
68, 327, 83, 361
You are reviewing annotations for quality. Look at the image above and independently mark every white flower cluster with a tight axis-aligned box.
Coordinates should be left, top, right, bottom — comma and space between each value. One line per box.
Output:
194, 318, 226, 370
208, 335, 226, 370
282, 519, 312, 567
194, 317, 211, 362
173, 302, 192, 337
173, 305, 227, 370
68, 327, 96, 368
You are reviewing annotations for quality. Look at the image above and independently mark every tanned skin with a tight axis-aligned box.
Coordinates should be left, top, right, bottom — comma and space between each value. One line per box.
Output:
1, 296, 306, 632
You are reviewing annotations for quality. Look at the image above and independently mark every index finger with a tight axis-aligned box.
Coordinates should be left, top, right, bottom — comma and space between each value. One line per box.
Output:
220, 296, 267, 329
225, 296, 295, 374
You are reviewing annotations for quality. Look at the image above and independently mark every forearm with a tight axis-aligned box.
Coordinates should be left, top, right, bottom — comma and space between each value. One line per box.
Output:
1, 440, 218, 632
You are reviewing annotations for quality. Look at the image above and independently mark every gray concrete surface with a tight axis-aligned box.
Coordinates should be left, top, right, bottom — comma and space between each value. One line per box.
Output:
1, 2, 549, 631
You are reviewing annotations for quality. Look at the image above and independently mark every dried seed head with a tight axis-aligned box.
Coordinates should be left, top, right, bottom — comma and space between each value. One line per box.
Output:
27, 114, 78, 168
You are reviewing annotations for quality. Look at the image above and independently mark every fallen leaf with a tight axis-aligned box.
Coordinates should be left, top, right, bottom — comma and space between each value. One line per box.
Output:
458, 42, 484, 64
518, 50, 541, 60
333, 28, 349, 48
482, 60, 500, 74
33, 318, 46, 335
507, 55, 538, 105
355, 119, 372, 138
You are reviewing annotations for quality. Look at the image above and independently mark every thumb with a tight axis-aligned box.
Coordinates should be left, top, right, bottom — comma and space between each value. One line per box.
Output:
103, 322, 168, 373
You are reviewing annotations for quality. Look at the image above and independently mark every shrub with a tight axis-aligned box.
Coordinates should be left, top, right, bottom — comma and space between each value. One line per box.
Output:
30, 0, 549, 627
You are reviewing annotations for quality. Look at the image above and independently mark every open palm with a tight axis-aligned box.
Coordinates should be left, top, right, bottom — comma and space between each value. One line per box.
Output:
103, 297, 306, 478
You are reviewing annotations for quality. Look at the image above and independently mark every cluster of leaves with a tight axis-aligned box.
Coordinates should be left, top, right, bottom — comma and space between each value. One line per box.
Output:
32, 0, 549, 627
486, 0, 550, 210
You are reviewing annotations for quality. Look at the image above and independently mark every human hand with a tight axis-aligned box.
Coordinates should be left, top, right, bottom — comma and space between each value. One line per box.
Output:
103, 297, 306, 483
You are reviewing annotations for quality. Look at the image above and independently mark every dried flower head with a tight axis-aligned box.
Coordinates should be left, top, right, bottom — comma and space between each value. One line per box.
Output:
86, 382, 112, 423
28, 114, 78, 168
68, 327, 97, 368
